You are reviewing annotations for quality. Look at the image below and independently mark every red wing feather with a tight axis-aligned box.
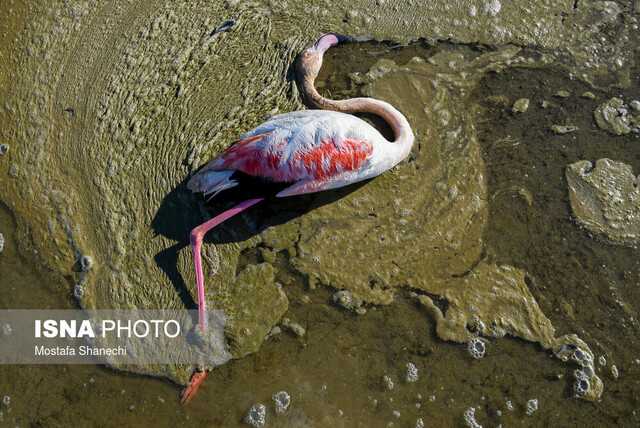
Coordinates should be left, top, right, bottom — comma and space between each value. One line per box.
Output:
218, 135, 373, 183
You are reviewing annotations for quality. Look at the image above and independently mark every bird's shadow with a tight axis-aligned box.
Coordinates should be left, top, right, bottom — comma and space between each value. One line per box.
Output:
151, 175, 370, 310
153, 46, 389, 309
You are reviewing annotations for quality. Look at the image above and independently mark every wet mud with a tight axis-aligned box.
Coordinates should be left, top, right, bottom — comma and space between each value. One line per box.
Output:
1, 0, 640, 425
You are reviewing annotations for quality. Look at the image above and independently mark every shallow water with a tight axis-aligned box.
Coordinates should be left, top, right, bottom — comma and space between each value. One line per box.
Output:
1, 0, 640, 426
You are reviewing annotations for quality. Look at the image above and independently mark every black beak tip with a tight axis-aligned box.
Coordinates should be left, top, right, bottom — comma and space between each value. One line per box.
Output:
332, 33, 354, 44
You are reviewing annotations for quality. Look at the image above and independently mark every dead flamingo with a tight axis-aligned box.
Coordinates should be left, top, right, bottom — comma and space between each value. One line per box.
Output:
182, 34, 414, 403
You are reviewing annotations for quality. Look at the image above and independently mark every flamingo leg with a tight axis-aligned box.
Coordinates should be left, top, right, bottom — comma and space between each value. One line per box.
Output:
190, 198, 264, 332
181, 371, 207, 404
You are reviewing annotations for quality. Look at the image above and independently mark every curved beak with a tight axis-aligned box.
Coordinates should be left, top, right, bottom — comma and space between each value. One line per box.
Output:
309, 33, 353, 53
331, 33, 353, 44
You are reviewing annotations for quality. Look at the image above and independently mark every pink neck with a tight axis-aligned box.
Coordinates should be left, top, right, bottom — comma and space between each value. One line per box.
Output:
299, 57, 414, 163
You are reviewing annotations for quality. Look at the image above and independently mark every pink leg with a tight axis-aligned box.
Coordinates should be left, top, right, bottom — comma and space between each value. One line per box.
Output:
190, 198, 264, 332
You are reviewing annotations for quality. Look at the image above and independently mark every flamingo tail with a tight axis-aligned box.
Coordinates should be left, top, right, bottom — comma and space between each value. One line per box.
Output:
189, 198, 264, 332
187, 170, 238, 199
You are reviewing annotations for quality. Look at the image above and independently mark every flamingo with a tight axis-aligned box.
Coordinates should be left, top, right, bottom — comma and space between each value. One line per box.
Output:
181, 34, 414, 403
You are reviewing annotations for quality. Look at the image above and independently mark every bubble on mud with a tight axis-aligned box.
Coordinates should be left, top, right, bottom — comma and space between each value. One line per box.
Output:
384, 375, 394, 390
245, 403, 266, 427
463, 407, 482, 428
581, 364, 595, 378
80, 255, 92, 272
2, 324, 11, 336
599, 355, 607, 366
406, 362, 418, 382
0, 233, 4, 252
574, 368, 588, 381
2, 396, 8, 406
594, 97, 640, 135
0, 144, 7, 155
565, 345, 603, 399
525, 398, 538, 415
576, 367, 599, 391
574, 377, 590, 396
572, 349, 592, 367
272, 391, 291, 414
416, 418, 425, 428
332, 290, 366, 314
611, 365, 619, 379
467, 338, 486, 359
74, 284, 84, 299
505, 400, 513, 411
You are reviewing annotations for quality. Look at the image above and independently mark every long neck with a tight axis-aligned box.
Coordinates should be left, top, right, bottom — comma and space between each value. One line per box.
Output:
298, 67, 414, 163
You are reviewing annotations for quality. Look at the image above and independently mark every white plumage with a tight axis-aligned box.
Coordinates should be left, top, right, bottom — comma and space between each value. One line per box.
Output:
188, 109, 410, 198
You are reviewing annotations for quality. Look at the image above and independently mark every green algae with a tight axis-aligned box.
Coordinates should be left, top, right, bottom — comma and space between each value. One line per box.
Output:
223, 263, 288, 359
567, 158, 640, 246
293, 48, 604, 399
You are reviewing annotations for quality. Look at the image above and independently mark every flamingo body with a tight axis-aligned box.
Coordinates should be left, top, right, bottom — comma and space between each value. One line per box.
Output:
181, 34, 415, 404
187, 110, 403, 198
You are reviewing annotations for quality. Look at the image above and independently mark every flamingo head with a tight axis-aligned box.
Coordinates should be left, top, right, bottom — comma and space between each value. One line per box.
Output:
297, 34, 351, 82
309, 34, 346, 53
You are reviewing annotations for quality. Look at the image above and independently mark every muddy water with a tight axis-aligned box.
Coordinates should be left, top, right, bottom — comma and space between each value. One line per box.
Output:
1, 0, 640, 426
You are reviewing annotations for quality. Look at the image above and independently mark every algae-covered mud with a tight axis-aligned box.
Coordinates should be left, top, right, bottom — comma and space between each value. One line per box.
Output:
1, 0, 640, 425
567, 158, 640, 246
